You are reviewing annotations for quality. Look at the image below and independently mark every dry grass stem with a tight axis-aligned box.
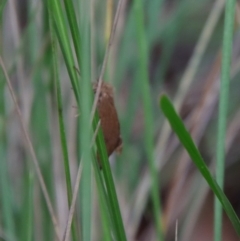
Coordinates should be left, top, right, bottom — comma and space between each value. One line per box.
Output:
91, 0, 125, 123
62, 120, 101, 241
0, 56, 61, 241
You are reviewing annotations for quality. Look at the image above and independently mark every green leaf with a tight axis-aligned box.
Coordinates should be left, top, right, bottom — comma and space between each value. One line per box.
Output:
159, 94, 240, 237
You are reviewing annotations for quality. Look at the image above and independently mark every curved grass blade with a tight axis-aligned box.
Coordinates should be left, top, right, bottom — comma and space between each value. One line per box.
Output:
159, 94, 240, 237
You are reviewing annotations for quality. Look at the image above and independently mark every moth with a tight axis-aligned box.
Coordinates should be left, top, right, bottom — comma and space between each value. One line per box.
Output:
93, 81, 122, 163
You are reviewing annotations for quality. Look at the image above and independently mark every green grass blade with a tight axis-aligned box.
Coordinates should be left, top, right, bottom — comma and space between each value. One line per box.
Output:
92, 157, 112, 241
134, 0, 163, 239
47, 0, 79, 102
48, 5, 78, 241
146, 0, 164, 43
159, 94, 240, 237
25, 171, 34, 241
214, 0, 236, 240
0, 70, 15, 241
62, 0, 81, 67
79, 2, 92, 241
0, 129, 15, 241
94, 114, 127, 241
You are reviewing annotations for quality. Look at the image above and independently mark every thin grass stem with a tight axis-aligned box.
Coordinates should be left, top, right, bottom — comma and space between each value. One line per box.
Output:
0, 57, 61, 241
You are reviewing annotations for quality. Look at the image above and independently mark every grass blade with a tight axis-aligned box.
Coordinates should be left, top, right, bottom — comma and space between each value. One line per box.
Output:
62, 0, 81, 67
48, 0, 79, 102
23, 171, 34, 241
94, 115, 127, 241
134, 0, 163, 239
47, 4, 78, 240
159, 94, 240, 237
79, 1, 92, 241
92, 158, 112, 241
0, 121, 15, 241
214, 0, 236, 240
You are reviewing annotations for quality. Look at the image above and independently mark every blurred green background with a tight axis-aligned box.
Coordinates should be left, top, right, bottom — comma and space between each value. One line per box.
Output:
0, 0, 240, 240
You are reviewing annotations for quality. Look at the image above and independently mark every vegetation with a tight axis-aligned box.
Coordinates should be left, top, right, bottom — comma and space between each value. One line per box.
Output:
0, 0, 240, 240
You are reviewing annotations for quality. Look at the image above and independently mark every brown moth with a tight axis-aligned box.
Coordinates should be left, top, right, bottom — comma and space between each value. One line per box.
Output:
93, 81, 122, 161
